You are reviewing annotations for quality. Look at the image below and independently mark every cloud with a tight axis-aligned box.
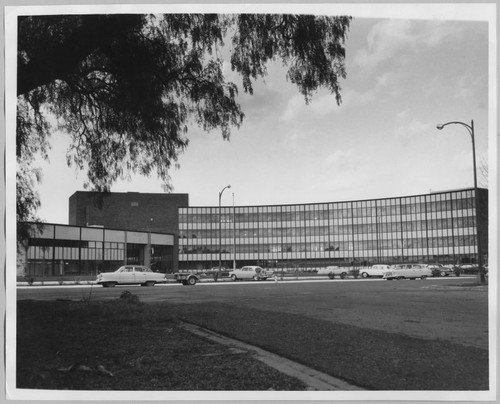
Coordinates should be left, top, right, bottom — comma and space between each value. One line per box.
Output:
420, 75, 443, 98
418, 20, 465, 48
353, 19, 465, 70
323, 149, 356, 172
353, 19, 413, 70
280, 92, 347, 122
280, 94, 305, 122
280, 70, 397, 120
451, 150, 474, 171
339, 70, 399, 110
396, 109, 410, 121
394, 114, 432, 142
454, 74, 488, 109
341, 87, 377, 109
309, 94, 341, 116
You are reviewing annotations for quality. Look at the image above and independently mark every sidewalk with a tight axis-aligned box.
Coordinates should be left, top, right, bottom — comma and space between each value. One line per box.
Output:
179, 321, 364, 391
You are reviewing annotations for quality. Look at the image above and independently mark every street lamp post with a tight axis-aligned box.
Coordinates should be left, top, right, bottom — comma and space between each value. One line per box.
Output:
218, 185, 231, 279
436, 120, 485, 284
232, 192, 236, 270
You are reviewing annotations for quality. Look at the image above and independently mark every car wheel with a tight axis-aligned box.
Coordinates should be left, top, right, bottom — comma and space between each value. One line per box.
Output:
145, 281, 156, 287
103, 282, 116, 288
253, 275, 260, 281
187, 277, 197, 286
328, 273, 335, 279
231, 274, 237, 281
340, 273, 347, 279
361, 272, 369, 278
421, 275, 427, 280
440, 271, 446, 277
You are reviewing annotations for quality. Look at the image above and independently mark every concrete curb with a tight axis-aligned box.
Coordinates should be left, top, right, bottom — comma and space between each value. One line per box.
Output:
16, 275, 475, 287
178, 321, 364, 391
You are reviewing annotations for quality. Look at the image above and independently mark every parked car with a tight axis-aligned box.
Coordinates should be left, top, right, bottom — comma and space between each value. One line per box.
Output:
317, 266, 349, 279
427, 263, 453, 277
359, 265, 391, 278
383, 264, 432, 280
228, 266, 273, 281
441, 265, 462, 276
458, 264, 479, 274
96, 265, 166, 287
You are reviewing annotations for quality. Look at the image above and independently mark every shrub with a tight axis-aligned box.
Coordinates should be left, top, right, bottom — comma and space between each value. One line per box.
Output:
24, 275, 35, 286
119, 290, 141, 304
431, 268, 441, 277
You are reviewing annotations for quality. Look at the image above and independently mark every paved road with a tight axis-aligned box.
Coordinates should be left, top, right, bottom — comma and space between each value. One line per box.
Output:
15, 276, 489, 349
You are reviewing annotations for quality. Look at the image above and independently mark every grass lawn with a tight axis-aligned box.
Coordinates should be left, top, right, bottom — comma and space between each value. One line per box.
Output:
16, 292, 489, 391
16, 297, 306, 391
171, 302, 489, 390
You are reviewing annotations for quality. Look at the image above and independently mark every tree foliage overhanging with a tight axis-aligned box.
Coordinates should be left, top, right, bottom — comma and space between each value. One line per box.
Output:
16, 13, 351, 224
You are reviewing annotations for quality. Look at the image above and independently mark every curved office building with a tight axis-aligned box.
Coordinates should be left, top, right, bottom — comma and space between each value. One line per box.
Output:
178, 187, 488, 271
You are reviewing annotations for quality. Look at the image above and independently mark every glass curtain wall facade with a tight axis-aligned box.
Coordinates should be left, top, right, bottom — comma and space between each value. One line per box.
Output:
178, 188, 488, 271
20, 224, 175, 279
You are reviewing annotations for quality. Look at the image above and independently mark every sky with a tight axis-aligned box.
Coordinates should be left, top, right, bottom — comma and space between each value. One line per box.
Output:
11, 4, 494, 224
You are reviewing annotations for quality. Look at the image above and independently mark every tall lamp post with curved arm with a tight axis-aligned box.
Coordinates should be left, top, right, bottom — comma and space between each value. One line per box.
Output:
436, 120, 485, 284
218, 185, 231, 279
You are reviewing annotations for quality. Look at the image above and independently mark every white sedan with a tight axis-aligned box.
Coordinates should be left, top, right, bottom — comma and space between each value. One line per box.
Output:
359, 264, 391, 278
96, 265, 166, 287
228, 266, 273, 281
383, 264, 432, 280
317, 266, 349, 279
